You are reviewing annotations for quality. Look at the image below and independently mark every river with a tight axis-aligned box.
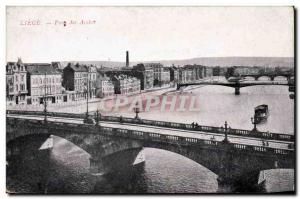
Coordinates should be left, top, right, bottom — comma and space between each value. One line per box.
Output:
7, 78, 294, 193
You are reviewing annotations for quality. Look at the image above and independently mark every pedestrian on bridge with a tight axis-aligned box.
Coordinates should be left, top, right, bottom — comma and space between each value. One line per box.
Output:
262, 140, 269, 147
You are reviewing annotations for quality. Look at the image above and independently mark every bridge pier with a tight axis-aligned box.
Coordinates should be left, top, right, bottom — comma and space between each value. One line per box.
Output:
89, 157, 105, 174
89, 147, 142, 176
235, 87, 240, 95
217, 171, 261, 193
289, 85, 295, 92
216, 141, 261, 192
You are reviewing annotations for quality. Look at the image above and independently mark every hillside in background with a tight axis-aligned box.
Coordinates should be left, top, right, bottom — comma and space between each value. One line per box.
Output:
60, 57, 294, 69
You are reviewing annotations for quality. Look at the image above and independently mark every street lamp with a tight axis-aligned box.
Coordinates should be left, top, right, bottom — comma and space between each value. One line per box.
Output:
133, 102, 140, 120
251, 116, 258, 132
222, 121, 229, 143
15, 90, 21, 105
43, 73, 48, 122
83, 86, 90, 124
85, 85, 89, 119
95, 109, 100, 126
83, 68, 94, 124
43, 97, 48, 122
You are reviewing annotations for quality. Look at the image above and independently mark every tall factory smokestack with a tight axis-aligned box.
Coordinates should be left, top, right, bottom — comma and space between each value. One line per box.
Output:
126, 51, 129, 67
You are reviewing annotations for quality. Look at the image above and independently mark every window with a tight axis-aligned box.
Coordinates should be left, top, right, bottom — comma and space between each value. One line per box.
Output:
20, 84, 25, 91
21, 75, 24, 82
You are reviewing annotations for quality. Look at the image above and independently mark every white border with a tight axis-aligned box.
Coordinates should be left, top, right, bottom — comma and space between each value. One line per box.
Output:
1, 1, 298, 199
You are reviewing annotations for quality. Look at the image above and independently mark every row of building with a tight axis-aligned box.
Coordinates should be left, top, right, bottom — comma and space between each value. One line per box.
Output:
6, 58, 214, 106
224, 66, 294, 79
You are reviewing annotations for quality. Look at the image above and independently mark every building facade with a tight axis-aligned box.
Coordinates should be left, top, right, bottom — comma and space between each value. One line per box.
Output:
62, 63, 97, 100
169, 66, 179, 83
26, 63, 63, 105
160, 68, 171, 86
88, 65, 97, 98
149, 63, 171, 87
151, 63, 164, 86
112, 74, 141, 95
205, 66, 213, 77
95, 73, 115, 98
6, 58, 28, 106
178, 65, 206, 83
132, 64, 154, 90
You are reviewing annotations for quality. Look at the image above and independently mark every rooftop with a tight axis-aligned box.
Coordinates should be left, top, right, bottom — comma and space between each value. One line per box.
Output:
26, 64, 61, 75
66, 63, 89, 72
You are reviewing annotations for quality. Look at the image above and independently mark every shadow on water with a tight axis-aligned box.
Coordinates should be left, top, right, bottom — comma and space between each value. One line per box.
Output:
7, 134, 52, 193
7, 134, 96, 194
92, 163, 148, 194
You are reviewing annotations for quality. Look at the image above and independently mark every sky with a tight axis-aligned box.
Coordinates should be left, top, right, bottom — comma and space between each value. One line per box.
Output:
6, 6, 294, 63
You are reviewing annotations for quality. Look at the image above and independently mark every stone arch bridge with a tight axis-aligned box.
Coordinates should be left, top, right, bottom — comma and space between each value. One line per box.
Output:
177, 81, 292, 95
6, 116, 294, 192
240, 74, 293, 81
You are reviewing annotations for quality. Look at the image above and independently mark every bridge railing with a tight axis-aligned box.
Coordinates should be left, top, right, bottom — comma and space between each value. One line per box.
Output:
98, 114, 294, 142
6, 110, 294, 142
7, 117, 294, 157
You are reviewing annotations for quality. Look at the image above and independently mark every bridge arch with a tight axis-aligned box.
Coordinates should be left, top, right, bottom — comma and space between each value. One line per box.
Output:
7, 133, 52, 158
6, 130, 94, 161
274, 76, 289, 81
243, 76, 256, 81
7, 119, 144, 175
142, 146, 217, 175
257, 76, 272, 81
141, 140, 285, 191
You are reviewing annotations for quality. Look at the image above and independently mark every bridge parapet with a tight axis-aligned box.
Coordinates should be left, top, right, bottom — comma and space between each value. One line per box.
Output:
96, 115, 294, 142
7, 117, 294, 157
7, 110, 294, 142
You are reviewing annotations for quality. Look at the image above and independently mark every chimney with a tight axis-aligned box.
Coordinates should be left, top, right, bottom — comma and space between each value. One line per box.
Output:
126, 51, 129, 67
